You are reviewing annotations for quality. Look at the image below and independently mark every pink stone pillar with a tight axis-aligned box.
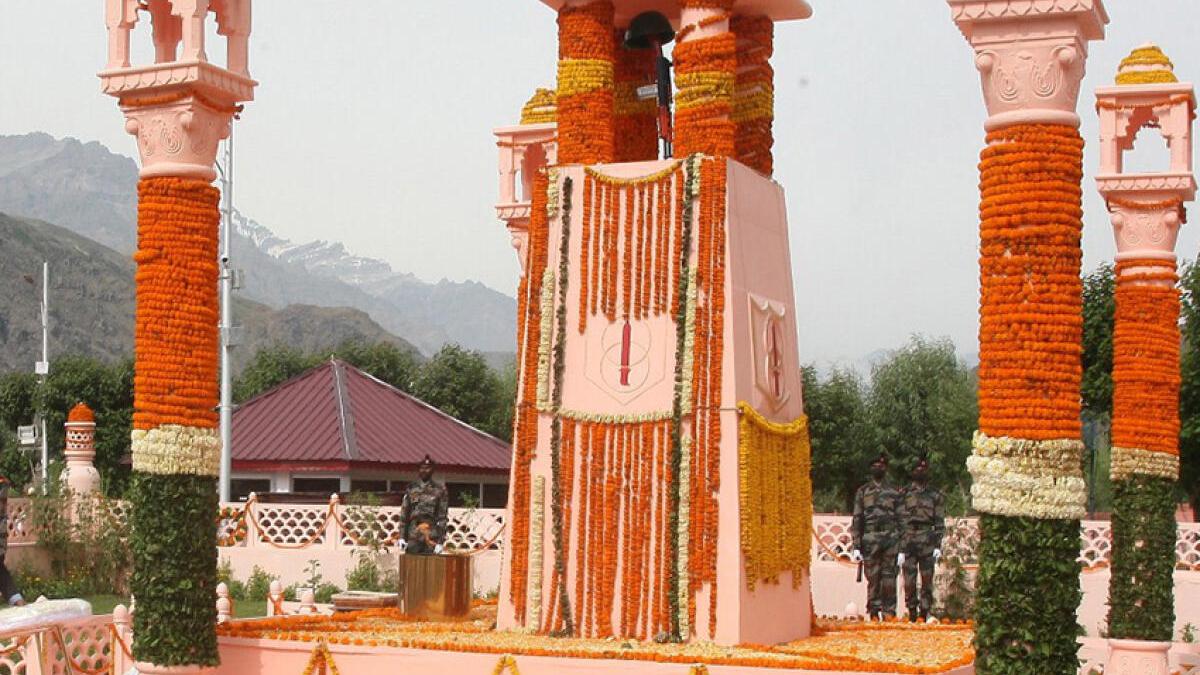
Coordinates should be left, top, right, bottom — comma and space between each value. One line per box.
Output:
1097, 45, 1195, 672
99, 1, 255, 671
949, 1, 1107, 671
63, 403, 101, 496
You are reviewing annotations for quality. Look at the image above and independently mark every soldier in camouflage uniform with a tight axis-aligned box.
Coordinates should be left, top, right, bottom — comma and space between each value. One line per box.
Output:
851, 453, 902, 620
898, 458, 944, 622
400, 456, 449, 555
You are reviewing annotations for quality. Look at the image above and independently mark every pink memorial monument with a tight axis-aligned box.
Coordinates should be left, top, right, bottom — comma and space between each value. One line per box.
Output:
496, 0, 816, 646
63, 403, 101, 496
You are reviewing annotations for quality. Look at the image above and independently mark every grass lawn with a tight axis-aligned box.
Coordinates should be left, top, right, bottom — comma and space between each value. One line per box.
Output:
82, 595, 267, 618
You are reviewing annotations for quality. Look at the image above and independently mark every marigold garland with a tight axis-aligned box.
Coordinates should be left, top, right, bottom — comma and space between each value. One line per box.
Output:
578, 162, 687, 332
557, 1, 615, 165
737, 404, 813, 590
614, 30, 658, 163
673, 29, 736, 158
492, 654, 521, 675
519, 88, 557, 126
970, 121, 1087, 673
299, 641, 340, 675
1110, 258, 1181, 469
216, 505, 248, 547
731, 15, 774, 176
508, 170, 554, 623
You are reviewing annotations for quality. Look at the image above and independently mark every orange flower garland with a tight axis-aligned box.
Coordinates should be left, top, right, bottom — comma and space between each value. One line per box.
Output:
976, 124, 1084, 442
673, 22, 736, 158
685, 157, 728, 637
578, 163, 685, 333
557, 1, 616, 165
1110, 258, 1181, 479
509, 171, 553, 624
731, 15, 774, 176
614, 30, 658, 163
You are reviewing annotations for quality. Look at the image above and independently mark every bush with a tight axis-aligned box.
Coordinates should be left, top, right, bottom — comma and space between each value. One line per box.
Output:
29, 473, 132, 596
216, 559, 247, 601
244, 565, 277, 602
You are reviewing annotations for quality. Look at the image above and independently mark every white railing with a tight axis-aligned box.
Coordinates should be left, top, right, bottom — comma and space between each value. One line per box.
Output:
215, 496, 506, 553
811, 514, 1199, 571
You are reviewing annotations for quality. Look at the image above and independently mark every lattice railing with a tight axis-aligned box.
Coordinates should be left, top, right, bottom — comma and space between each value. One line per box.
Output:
213, 498, 506, 553
6, 499, 34, 546
811, 516, 1197, 571
0, 614, 127, 675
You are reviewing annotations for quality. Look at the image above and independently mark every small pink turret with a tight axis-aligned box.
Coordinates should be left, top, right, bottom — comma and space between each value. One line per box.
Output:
63, 403, 101, 496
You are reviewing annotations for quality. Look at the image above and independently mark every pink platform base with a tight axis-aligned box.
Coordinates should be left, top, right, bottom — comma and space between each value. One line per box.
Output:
214, 638, 975, 675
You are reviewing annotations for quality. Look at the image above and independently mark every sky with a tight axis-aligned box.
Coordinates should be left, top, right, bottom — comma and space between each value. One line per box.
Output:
2, 1, 1198, 367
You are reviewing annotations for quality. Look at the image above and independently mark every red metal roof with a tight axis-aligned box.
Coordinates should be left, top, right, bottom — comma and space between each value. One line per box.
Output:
232, 359, 511, 473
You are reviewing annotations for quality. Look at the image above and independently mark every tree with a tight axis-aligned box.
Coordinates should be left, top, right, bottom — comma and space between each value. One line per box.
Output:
484, 360, 517, 443
331, 340, 420, 393
1179, 260, 1200, 515
803, 365, 874, 513
1082, 264, 1115, 416
0, 356, 133, 495
233, 344, 322, 403
867, 336, 976, 511
412, 344, 504, 438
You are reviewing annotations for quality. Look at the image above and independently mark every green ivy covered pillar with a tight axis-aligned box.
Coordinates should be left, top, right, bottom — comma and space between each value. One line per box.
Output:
948, 2, 1107, 672
101, 0, 256, 670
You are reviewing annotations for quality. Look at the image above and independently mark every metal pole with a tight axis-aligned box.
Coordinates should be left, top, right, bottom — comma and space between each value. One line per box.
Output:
218, 125, 235, 503
40, 261, 48, 486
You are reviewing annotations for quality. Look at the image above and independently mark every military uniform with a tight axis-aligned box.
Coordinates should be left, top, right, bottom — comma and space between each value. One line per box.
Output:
400, 478, 449, 555
899, 481, 944, 620
852, 478, 902, 618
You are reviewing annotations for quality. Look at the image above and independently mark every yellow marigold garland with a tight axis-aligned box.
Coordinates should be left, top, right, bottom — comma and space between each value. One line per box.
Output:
493, 654, 521, 675
557, 1, 615, 164
519, 88, 557, 125
300, 641, 340, 675
737, 403, 813, 590
731, 15, 774, 175
1115, 44, 1178, 85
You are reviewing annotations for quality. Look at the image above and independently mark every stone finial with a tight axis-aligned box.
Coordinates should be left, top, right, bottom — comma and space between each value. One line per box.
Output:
520, 89, 557, 126
299, 589, 316, 614
113, 603, 131, 627
1116, 43, 1177, 85
948, 0, 1109, 130
63, 403, 102, 496
216, 582, 231, 623
99, 0, 257, 181
267, 579, 284, 616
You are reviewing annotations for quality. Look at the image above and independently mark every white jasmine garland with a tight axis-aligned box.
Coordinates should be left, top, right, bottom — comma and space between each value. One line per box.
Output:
535, 269, 556, 412
546, 168, 562, 218
558, 409, 672, 423
1110, 446, 1179, 482
966, 431, 1087, 519
680, 268, 699, 415
676, 434, 692, 640
528, 476, 545, 630
131, 424, 220, 477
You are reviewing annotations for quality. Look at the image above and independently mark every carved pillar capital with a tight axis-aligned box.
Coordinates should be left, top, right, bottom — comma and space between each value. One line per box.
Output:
949, 0, 1108, 130
100, 0, 256, 180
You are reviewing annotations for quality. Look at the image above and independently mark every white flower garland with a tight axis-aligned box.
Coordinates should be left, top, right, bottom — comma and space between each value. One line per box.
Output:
528, 475, 545, 630
131, 424, 221, 477
546, 168, 562, 219
680, 268, 699, 416
966, 431, 1086, 519
676, 434, 692, 640
1110, 446, 1179, 482
535, 268, 556, 411
557, 409, 672, 424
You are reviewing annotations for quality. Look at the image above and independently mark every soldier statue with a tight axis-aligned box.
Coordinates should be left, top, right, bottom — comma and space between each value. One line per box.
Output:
851, 453, 902, 620
400, 455, 449, 555
898, 457, 944, 622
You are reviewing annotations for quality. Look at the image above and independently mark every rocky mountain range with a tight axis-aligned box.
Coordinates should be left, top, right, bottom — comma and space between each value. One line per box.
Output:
0, 211, 419, 374
0, 133, 516, 356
